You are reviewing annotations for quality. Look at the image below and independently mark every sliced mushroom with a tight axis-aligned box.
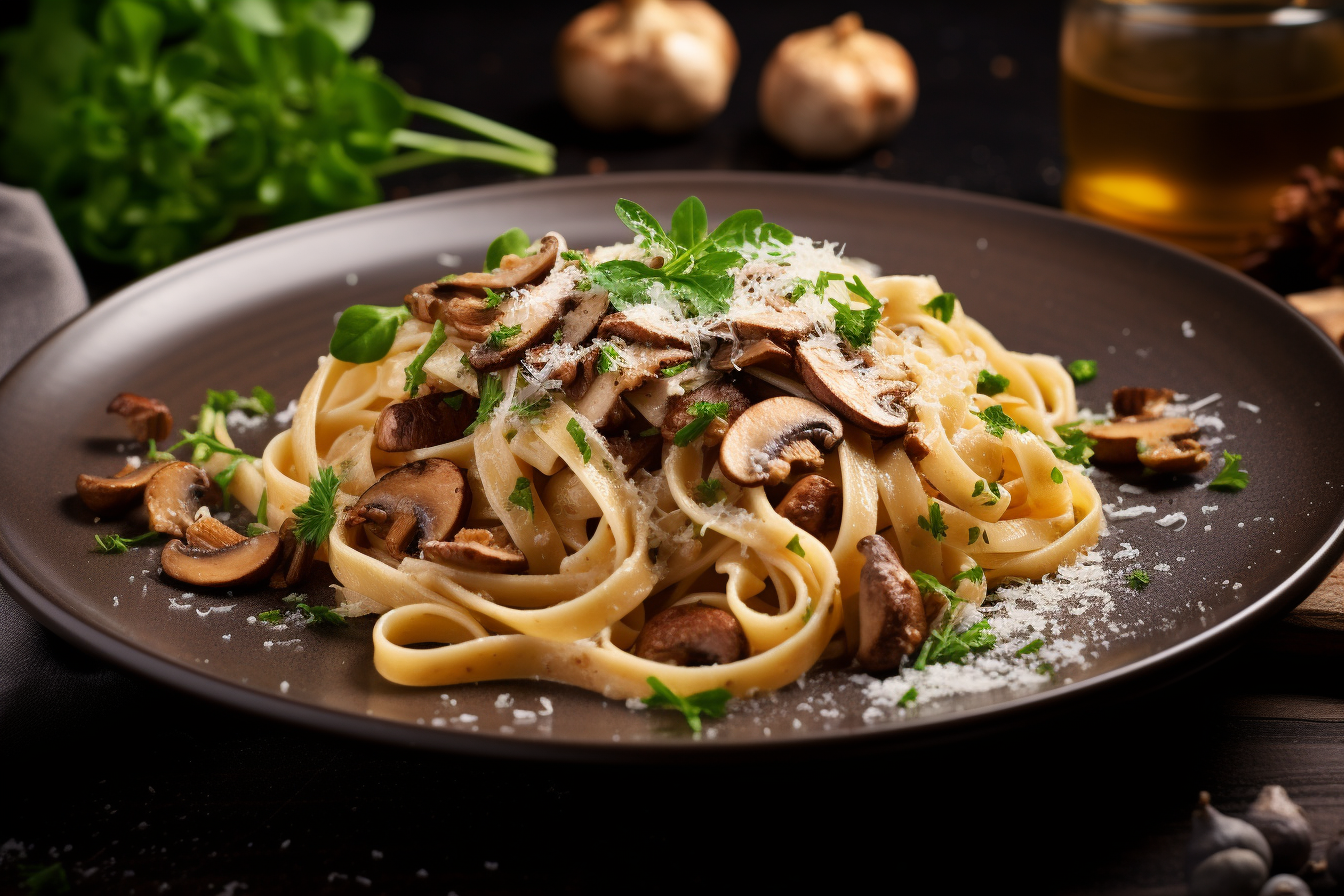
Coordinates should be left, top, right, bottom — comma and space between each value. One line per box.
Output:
1112, 387, 1175, 418
445, 235, 560, 291
776, 474, 842, 534
632, 604, 748, 666
902, 421, 933, 462
1082, 416, 1202, 466
856, 534, 928, 673
525, 343, 592, 389
185, 516, 244, 550
719, 397, 843, 487
347, 459, 471, 560
468, 287, 572, 372
269, 517, 315, 589
421, 527, 528, 573
375, 392, 477, 452
145, 462, 211, 538
660, 382, 751, 446
1139, 437, 1211, 474
560, 290, 610, 344
75, 462, 166, 515
597, 308, 694, 350
160, 532, 284, 588
710, 339, 793, 374
796, 342, 913, 438
607, 432, 662, 474
731, 306, 815, 344
107, 392, 173, 442
577, 345, 694, 429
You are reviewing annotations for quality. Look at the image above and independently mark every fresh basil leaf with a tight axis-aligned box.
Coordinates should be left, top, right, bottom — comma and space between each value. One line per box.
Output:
614, 198, 670, 250
329, 304, 411, 363
670, 195, 707, 251
484, 227, 529, 273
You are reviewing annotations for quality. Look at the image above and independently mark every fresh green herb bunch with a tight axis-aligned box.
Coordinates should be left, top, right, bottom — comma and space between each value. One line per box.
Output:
0, 0, 555, 274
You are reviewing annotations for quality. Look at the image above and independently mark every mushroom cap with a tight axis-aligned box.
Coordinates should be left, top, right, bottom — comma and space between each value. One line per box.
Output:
185, 516, 245, 550
349, 459, 471, 560
710, 338, 794, 374
145, 462, 211, 538
597, 308, 694, 351
160, 532, 284, 588
1140, 437, 1211, 474
76, 461, 166, 515
1112, 386, 1175, 419
795, 343, 912, 437
730, 307, 814, 344
1082, 416, 1200, 465
633, 604, 748, 666
447, 235, 560, 291
107, 392, 173, 442
775, 474, 842, 535
659, 381, 751, 446
421, 528, 528, 573
575, 345, 693, 429
375, 392, 478, 452
856, 534, 928, 673
560, 290, 611, 344
718, 396, 843, 487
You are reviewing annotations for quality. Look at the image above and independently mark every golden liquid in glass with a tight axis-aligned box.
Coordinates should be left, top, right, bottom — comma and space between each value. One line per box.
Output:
1063, 70, 1344, 262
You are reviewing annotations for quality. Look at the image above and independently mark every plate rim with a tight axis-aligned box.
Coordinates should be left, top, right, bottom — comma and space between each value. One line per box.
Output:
3, 170, 1342, 760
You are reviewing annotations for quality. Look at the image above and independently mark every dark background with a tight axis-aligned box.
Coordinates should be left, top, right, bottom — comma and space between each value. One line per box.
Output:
5, 2, 1341, 895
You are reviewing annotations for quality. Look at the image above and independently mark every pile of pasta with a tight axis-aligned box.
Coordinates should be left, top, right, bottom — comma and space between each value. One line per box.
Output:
211, 239, 1101, 701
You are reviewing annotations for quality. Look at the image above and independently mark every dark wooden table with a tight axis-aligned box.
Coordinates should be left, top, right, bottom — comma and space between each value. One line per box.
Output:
5, 2, 1344, 893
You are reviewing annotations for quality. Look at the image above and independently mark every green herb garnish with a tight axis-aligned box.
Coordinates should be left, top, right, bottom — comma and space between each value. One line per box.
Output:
830, 277, 882, 348
922, 292, 956, 323
977, 370, 1009, 395
486, 322, 522, 349
917, 500, 947, 542
1208, 451, 1249, 492
662, 360, 693, 377
404, 320, 446, 395
292, 467, 341, 546
694, 479, 726, 505
256, 487, 269, 528
1050, 466, 1064, 484
442, 393, 465, 411
641, 675, 731, 733
967, 526, 983, 546
482, 287, 506, 309
484, 228, 530, 272
464, 374, 504, 435
330, 305, 412, 364
915, 618, 996, 670
92, 531, 161, 554
911, 570, 959, 604
1127, 569, 1151, 590
786, 534, 806, 557
952, 565, 985, 585
898, 687, 918, 707
1052, 421, 1097, 466
510, 394, 551, 418
278, 593, 347, 626
508, 476, 535, 517
1067, 359, 1098, 383
145, 438, 175, 463
1017, 638, 1044, 656
567, 418, 592, 463
595, 343, 622, 374
972, 404, 1029, 439
673, 401, 729, 447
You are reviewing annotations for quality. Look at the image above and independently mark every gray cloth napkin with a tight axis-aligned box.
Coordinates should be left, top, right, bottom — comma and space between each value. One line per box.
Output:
0, 183, 142, 751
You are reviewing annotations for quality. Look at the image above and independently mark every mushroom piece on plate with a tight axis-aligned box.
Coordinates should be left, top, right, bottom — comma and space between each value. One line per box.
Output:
145, 462, 212, 538
422, 527, 528, 573
718, 396, 843, 486
856, 534, 928, 673
375, 392, 477, 452
346, 459, 471, 560
795, 342, 913, 437
775, 474, 842, 534
76, 461, 166, 515
632, 604, 748, 666
107, 392, 173, 442
160, 532, 284, 588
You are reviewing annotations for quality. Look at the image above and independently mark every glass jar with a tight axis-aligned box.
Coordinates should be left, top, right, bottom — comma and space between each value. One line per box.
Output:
1061, 0, 1344, 262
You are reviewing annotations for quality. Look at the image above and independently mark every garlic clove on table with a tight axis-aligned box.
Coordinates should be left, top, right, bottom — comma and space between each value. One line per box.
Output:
759, 12, 918, 160
555, 0, 739, 134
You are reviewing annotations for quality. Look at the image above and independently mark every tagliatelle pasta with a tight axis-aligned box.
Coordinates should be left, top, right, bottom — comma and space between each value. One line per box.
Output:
229, 199, 1103, 702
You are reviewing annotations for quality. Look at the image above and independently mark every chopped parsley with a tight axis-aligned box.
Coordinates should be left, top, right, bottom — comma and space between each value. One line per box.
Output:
403, 320, 447, 396
482, 287, 506, 308
92, 531, 161, 554
915, 619, 996, 670
1052, 421, 1097, 466
595, 343, 622, 374
786, 534, 806, 557
1050, 466, 1064, 484
206, 386, 276, 416
972, 404, 1029, 439
661, 360, 693, 377
464, 374, 504, 435
1208, 451, 1249, 492
553, 328, 564, 343
911, 570, 958, 604
917, 500, 947, 541
510, 394, 551, 418
921, 291, 956, 323
260, 595, 347, 626
694, 479, 726, 505
1127, 569, 1151, 590
1016, 638, 1044, 656
951, 565, 985, 585
486, 322, 523, 349
673, 401, 730, 447
972, 479, 1002, 506
641, 675, 731, 733
1037, 662, 1056, 678
255, 488, 269, 528
1067, 359, 1098, 383
567, 418, 592, 463
508, 476, 535, 517
967, 526, 988, 546
977, 369, 1009, 395
442, 393, 465, 411
830, 276, 882, 347
898, 687, 918, 707
292, 467, 341, 546
256, 609, 284, 624
815, 271, 844, 294
245, 524, 270, 537
145, 438, 175, 462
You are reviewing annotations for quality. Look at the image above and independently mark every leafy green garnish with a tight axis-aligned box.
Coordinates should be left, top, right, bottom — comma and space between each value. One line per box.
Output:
207, 386, 276, 416
694, 479, 726, 505
952, 565, 984, 585
246, 524, 270, 537
486, 322, 522, 349
1127, 569, 1150, 590
256, 487, 269, 528
464, 374, 504, 435
510, 394, 551, 418
967, 526, 985, 546
898, 687, 918, 707
442, 392, 465, 411
0, 2, 555, 276
292, 467, 341, 546
330, 305, 411, 364
508, 476, 534, 517
972, 405, 1029, 439
673, 401, 729, 447
911, 570, 958, 605
662, 360, 693, 377
917, 501, 947, 541
484, 228, 529, 272
92, 530, 160, 554
922, 292, 956, 323
482, 287, 506, 309
404, 320, 446, 395
641, 675, 731, 733
977, 370, 1009, 395
595, 343, 622, 374
830, 277, 882, 348
915, 619, 996, 670
1050, 466, 1064, 484
1017, 638, 1044, 656
786, 534, 805, 557
145, 438, 175, 463
1208, 451, 1249, 492
256, 609, 285, 624
280, 593, 347, 626
639, 426, 661, 437
1052, 421, 1097, 466
1067, 359, 1098, 383
567, 417, 592, 463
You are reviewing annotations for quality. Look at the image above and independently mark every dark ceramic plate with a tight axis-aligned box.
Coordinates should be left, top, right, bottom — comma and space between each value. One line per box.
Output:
3, 173, 1343, 759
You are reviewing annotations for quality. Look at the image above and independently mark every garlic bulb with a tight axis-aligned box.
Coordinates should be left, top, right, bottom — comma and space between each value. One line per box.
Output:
759, 13, 918, 160
555, 0, 738, 134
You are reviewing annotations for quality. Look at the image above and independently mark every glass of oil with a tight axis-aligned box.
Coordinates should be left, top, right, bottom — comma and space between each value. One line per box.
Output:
1061, 0, 1344, 263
